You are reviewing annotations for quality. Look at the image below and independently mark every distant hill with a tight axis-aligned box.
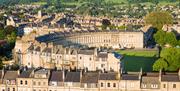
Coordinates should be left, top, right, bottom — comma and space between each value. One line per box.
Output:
0, 0, 178, 6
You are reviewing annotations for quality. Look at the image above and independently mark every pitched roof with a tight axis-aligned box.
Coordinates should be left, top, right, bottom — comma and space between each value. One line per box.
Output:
161, 73, 180, 82
50, 71, 63, 82
0, 70, 3, 79
42, 48, 52, 53
121, 74, 139, 80
141, 76, 160, 84
19, 69, 33, 78
141, 76, 160, 89
97, 52, 108, 58
35, 46, 41, 51
81, 72, 99, 83
65, 72, 80, 82
4, 71, 18, 80
78, 49, 94, 55
99, 72, 118, 80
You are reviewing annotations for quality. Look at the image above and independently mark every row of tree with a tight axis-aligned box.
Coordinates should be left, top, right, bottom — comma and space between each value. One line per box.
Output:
144, 11, 180, 72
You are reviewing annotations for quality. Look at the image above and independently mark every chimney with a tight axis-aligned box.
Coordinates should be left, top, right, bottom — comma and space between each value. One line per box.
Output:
62, 69, 65, 81
94, 48, 98, 56
139, 68, 142, 80
159, 69, 162, 81
1, 67, 4, 79
17, 70, 20, 75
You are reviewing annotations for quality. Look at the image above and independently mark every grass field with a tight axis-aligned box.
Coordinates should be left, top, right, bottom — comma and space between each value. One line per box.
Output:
117, 49, 158, 72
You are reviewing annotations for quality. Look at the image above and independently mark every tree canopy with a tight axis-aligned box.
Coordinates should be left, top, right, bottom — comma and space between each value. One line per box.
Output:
153, 48, 180, 71
144, 11, 173, 30
154, 30, 178, 47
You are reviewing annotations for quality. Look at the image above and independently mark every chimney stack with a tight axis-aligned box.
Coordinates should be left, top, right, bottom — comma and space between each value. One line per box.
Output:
159, 69, 162, 81
139, 68, 142, 80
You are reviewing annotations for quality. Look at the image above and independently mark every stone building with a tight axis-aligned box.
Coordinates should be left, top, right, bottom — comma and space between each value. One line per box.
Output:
0, 69, 180, 91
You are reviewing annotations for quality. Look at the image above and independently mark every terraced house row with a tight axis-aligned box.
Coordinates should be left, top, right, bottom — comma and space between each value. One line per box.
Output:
0, 68, 180, 91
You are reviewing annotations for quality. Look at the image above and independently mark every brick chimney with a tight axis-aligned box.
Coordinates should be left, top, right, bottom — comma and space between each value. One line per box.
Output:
159, 69, 162, 81
139, 68, 142, 80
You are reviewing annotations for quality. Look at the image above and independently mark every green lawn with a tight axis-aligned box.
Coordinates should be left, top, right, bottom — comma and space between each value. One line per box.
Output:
117, 49, 158, 72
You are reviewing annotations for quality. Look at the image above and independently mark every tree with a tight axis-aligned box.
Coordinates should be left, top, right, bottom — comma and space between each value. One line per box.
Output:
153, 58, 168, 71
165, 32, 177, 47
0, 29, 5, 40
154, 30, 178, 47
154, 30, 166, 46
4, 25, 16, 35
144, 11, 173, 30
102, 19, 111, 30
153, 48, 180, 71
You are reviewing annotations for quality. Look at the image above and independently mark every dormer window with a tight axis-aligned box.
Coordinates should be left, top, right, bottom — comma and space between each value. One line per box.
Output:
25, 81, 28, 85
20, 80, 23, 85
173, 84, 176, 88
151, 84, 158, 88
142, 84, 146, 88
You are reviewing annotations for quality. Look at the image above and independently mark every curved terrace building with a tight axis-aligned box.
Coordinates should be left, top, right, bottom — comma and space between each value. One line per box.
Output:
36, 30, 144, 49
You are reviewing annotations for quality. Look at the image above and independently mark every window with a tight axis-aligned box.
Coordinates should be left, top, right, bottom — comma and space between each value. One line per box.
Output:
43, 82, 46, 85
25, 81, 28, 85
33, 81, 36, 85
13, 88, 15, 91
142, 84, 146, 88
38, 82, 41, 86
113, 83, 116, 87
151, 84, 158, 88
7, 88, 10, 91
163, 84, 166, 88
89, 58, 92, 61
20, 80, 23, 85
173, 84, 176, 88
107, 83, 110, 87
101, 83, 103, 87
80, 57, 82, 59
101, 64, 105, 68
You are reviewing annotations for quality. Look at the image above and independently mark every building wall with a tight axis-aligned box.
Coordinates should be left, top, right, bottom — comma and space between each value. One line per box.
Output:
66, 32, 143, 49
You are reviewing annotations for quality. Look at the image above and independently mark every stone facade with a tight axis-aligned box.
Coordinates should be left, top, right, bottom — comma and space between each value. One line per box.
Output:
0, 69, 180, 91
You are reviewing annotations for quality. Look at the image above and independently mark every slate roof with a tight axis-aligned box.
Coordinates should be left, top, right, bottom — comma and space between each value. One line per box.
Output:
97, 52, 108, 58
19, 69, 33, 78
28, 45, 34, 51
4, 71, 18, 80
81, 72, 99, 83
121, 74, 139, 80
161, 73, 180, 82
78, 49, 94, 55
65, 72, 80, 82
141, 75, 160, 89
0, 70, 3, 79
35, 46, 41, 51
141, 76, 160, 84
50, 71, 63, 82
42, 48, 52, 53
99, 72, 118, 80
35, 69, 49, 74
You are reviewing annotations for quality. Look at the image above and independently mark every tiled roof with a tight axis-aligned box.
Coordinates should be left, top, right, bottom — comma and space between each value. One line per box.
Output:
4, 71, 18, 80
99, 72, 118, 80
19, 69, 33, 78
121, 74, 139, 80
161, 73, 180, 82
78, 49, 94, 55
42, 48, 52, 53
65, 72, 80, 82
81, 72, 99, 83
50, 71, 63, 82
35, 46, 41, 51
97, 52, 108, 58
